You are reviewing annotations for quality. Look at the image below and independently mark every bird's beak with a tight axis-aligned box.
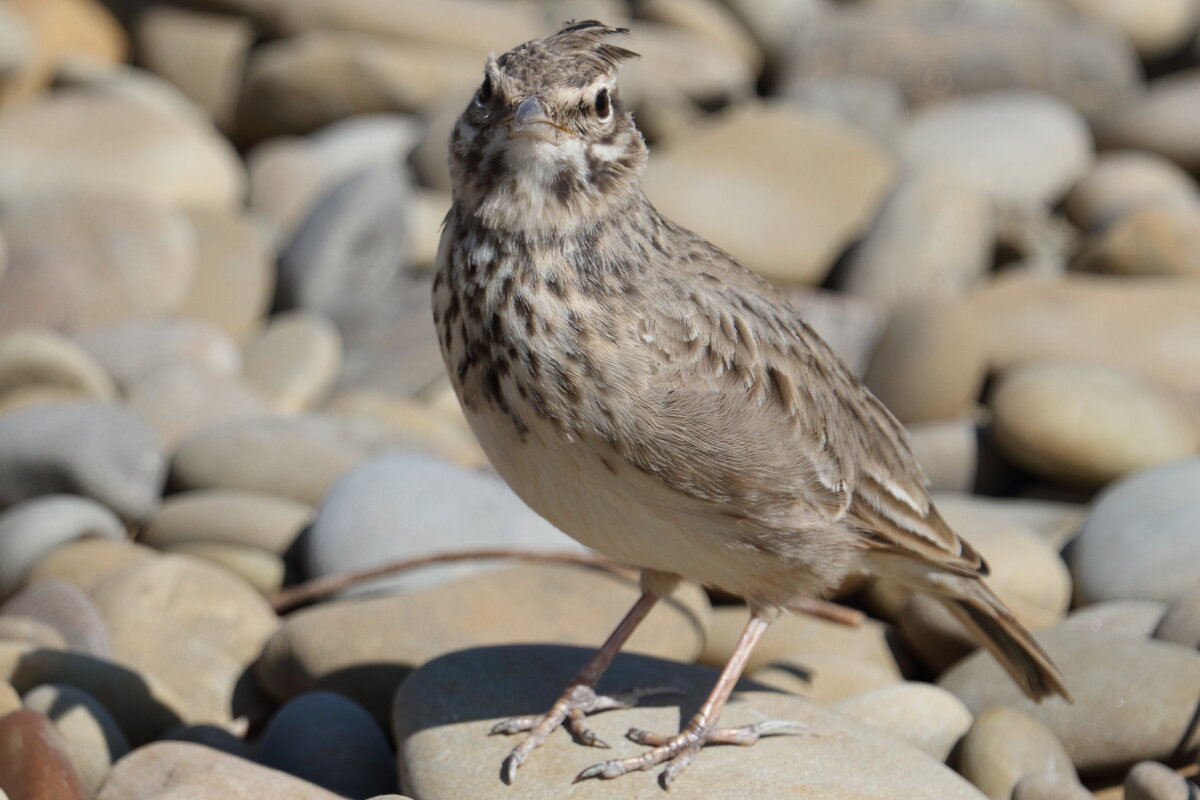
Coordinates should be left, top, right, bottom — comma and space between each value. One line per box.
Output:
508, 97, 571, 143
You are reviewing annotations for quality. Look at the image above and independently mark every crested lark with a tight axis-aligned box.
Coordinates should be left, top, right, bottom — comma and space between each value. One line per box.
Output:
433, 21, 1070, 788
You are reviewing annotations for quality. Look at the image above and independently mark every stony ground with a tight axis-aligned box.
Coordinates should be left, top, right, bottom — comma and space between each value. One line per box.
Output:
0, 0, 1198, 798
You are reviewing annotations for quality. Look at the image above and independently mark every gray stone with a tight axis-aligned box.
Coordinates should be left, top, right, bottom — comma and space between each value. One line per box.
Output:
303, 452, 583, 595
1062, 602, 1168, 638
126, 364, 272, 451
395, 645, 987, 799
255, 692, 396, 797
907, 418, 978, 494
0, 328, 116, 404
1, 578, 112, 657
1154, 584, 1200, 649
1096, 69, 1200, 172
246, 136, 328, 242
1062, 0, 1200, 58
1071, 458, 1200, 605
782, 75, 906, 144
76, 318, 241, 393
1124, 760, 1196, 800
23, 683, 131, 793
141, 490, 312, 555
833, 682, 972, 761
930, 493, 1085, 551
0, 496, 124, 599
0, 402, 166, 522
957, 706, 1077, 799
241, 310, 342, 413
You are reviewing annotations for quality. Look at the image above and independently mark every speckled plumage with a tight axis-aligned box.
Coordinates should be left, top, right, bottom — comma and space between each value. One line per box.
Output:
433, 21, 1068, 787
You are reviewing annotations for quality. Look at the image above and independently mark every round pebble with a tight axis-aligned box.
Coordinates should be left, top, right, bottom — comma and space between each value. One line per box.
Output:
161, 541, 285, 595
1, 577, 112, 657
1097, 69, 1200, 171
1065, 149, 1199, 231
0, 495, 125, 599
1124, 760, 1196, 800
1153, 584, 1200, 649
957, 706, 1077, 799
833, 682, 972, 761
0, 327, 116, 404
126, 363, 272, 450
23, 682, 131, 793
140, 489, 312, 555
1075, 203, 1200, 278
25, 538, 157, 596
76, 317, 241, 393
241, 310, 342, 413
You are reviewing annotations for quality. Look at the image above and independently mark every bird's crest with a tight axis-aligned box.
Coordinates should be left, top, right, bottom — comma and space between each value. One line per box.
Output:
535, 20, 639, 69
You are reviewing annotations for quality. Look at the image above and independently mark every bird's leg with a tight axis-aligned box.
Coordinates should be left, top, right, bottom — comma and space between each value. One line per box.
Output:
576, 609, 806, 789
493, 591, 682, 784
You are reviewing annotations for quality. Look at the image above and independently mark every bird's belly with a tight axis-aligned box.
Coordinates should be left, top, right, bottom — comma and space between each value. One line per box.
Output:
463, 405, 824, 604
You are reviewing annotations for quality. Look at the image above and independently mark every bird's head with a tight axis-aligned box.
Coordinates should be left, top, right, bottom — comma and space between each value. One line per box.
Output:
448, 21, 648, 236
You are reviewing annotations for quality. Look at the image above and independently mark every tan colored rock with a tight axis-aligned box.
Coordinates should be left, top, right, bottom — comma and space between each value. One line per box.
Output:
0, 328, 115, 403
27, 539, 157, 596
1075, 204, 1200, 277
141, 489, 313, 555
907, 417, 978, 493
959, 706, 1078, 800
1096, 69, 1200, 171
242, 310, 342, 414
126, 364, 272, 451
834, 682, 972, 761
1065, 150, 1199, 231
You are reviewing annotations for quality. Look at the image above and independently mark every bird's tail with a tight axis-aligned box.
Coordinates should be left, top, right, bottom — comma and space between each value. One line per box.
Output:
939, 578, 1072, 703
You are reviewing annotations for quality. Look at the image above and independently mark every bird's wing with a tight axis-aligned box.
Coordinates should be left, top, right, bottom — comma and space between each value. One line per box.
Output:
614, 235, 985, 576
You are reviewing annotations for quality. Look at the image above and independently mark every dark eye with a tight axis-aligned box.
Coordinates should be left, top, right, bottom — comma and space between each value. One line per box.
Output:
476, 75, 493, 106
594, 88, 611, 119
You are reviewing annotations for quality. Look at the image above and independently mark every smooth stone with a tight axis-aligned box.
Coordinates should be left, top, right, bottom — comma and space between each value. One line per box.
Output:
307, 112, 423, 182
957, 706, 1077, 800
160, 723, 252, 759
990, 361, 1199, 486
126, 363, 272, 451
76, 318, 241, 393
324, 390, 488, 468
23, 683, 131, 793
0, 402, 166, 522
1125, 761, 1196, 800
1065, 150, 1199, 231
1063, 602, 1168, 638
0, 385, 87, 415
0, 709, 87, 800
833, 682, 972, 762
26, 539, 158, 596
0, 643, 183, 746
840, 169, 994, 309
632, 0, 761, 73
0, 328, 115, 403
1071, 458, 1200, 606
1, 578, 111, 657
907, 418, 978, 494
89, 555, 279, 725
161, 542, 285, 595
303, 452, 583, 595
257, 564, 709, 721
1010, 770, 1097, 800
747, 651, 904, 704
176, 209, 276, 343
1154, 584, 1200, 649
616, 21, 755, 109
395, 645, 987, 799
241, 310, 342, 413
940, 626, 1200, 775
255, 692, 396, 797
0, 681, 17, 715
0, 89, 244, 209
782, 75, 906, 144
97, 741, 349, 800
1061, 0, 1200, 58
246, 136, 328, 241
780, 4, 1137, 117
966, 272, 1200, 394
1096, 69, 1200, 171
865, 299, 986, 424
277, 166, 412, 328
171, 416, 364, 505
642, 101, 896, 284
0, 495, 124, 599
1075, 204, 1200, 277
0, 617, 66, 650
899, 90, 1092, 206
141, 490, 312, 555
135, 5, 254, 130
0, 193, 194, 332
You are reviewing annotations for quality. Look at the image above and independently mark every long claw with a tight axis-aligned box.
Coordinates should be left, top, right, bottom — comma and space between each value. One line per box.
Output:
566, 708, 610, 748
490, 716, 539, 735
500, 753, 520, 785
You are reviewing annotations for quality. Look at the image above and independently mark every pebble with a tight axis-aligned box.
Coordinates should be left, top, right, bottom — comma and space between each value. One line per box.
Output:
840, 169, 994, 309
0, 708, 87, 800
940, 625, 1200, 776
0, 495, 125, 600
899, 90, 1093, 207
141, 489, 312, 555
1064, 150, 1199, 231
0, 88, 244, 210
0, 402, 166, 522
23, 683, 131, 793
304, 452, 584, 594
833, 682, 972, 761
241, 310, 342, 413
637, 0, 762, 74
618, 21, 756, 109
126, 363, 272, 451
1065, 0, 1200, 58
957, 706, 1077, 800
907, 418, 978, 494
161, 541, 285, 595
641, 101, 896, 284
864, 299, 987, 424
306, 112, 424, 183
1075, 204, 1200, 277
1062, 601, 1168, 638
171, 416, 364, 505
26, 538, 157, 596
1124, 761, 1197, 800
1010, 771, 1097, 800
0, 616, 66, 649
395, 645, 987, 799
781, 4, 1138, 117
254, 691, 397, 797
1096, 69, 1200, 171
1, 578, 112, 657
175, 208, 276, 343
0, 328, 116, 404
257, 563, 710, 721
966, 272, 1200, 395
747, 650, 904, 703
0, 192, 195, 332
97, 741, 349, 800
76, 318, 242, 393
990, 360, 1199, 486
88, 554, 279, 726
324, 390, 487, 468
1070, 458, 1200, 605
245, 136, 328, 241
0, 0, 127, 104
782, 75, 907, 144
1154, 584, 1200, 649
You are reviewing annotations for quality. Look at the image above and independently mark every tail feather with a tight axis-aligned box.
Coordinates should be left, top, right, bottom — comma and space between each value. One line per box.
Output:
941, 584, 1072, 703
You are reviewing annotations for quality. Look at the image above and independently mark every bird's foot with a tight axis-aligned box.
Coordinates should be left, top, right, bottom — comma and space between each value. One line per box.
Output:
576, 719, 807, 789
492, 682, 684, 784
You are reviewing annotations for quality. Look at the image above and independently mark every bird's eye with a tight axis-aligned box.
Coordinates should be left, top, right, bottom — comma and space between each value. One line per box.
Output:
476, 76, 493, 106
594, 88, 611, 119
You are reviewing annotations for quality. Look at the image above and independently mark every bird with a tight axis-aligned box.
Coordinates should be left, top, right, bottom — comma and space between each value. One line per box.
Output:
432, 20, 1070, 789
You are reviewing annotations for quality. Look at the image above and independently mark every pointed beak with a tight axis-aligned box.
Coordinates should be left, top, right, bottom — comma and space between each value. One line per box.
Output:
509, 97, 569, 143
